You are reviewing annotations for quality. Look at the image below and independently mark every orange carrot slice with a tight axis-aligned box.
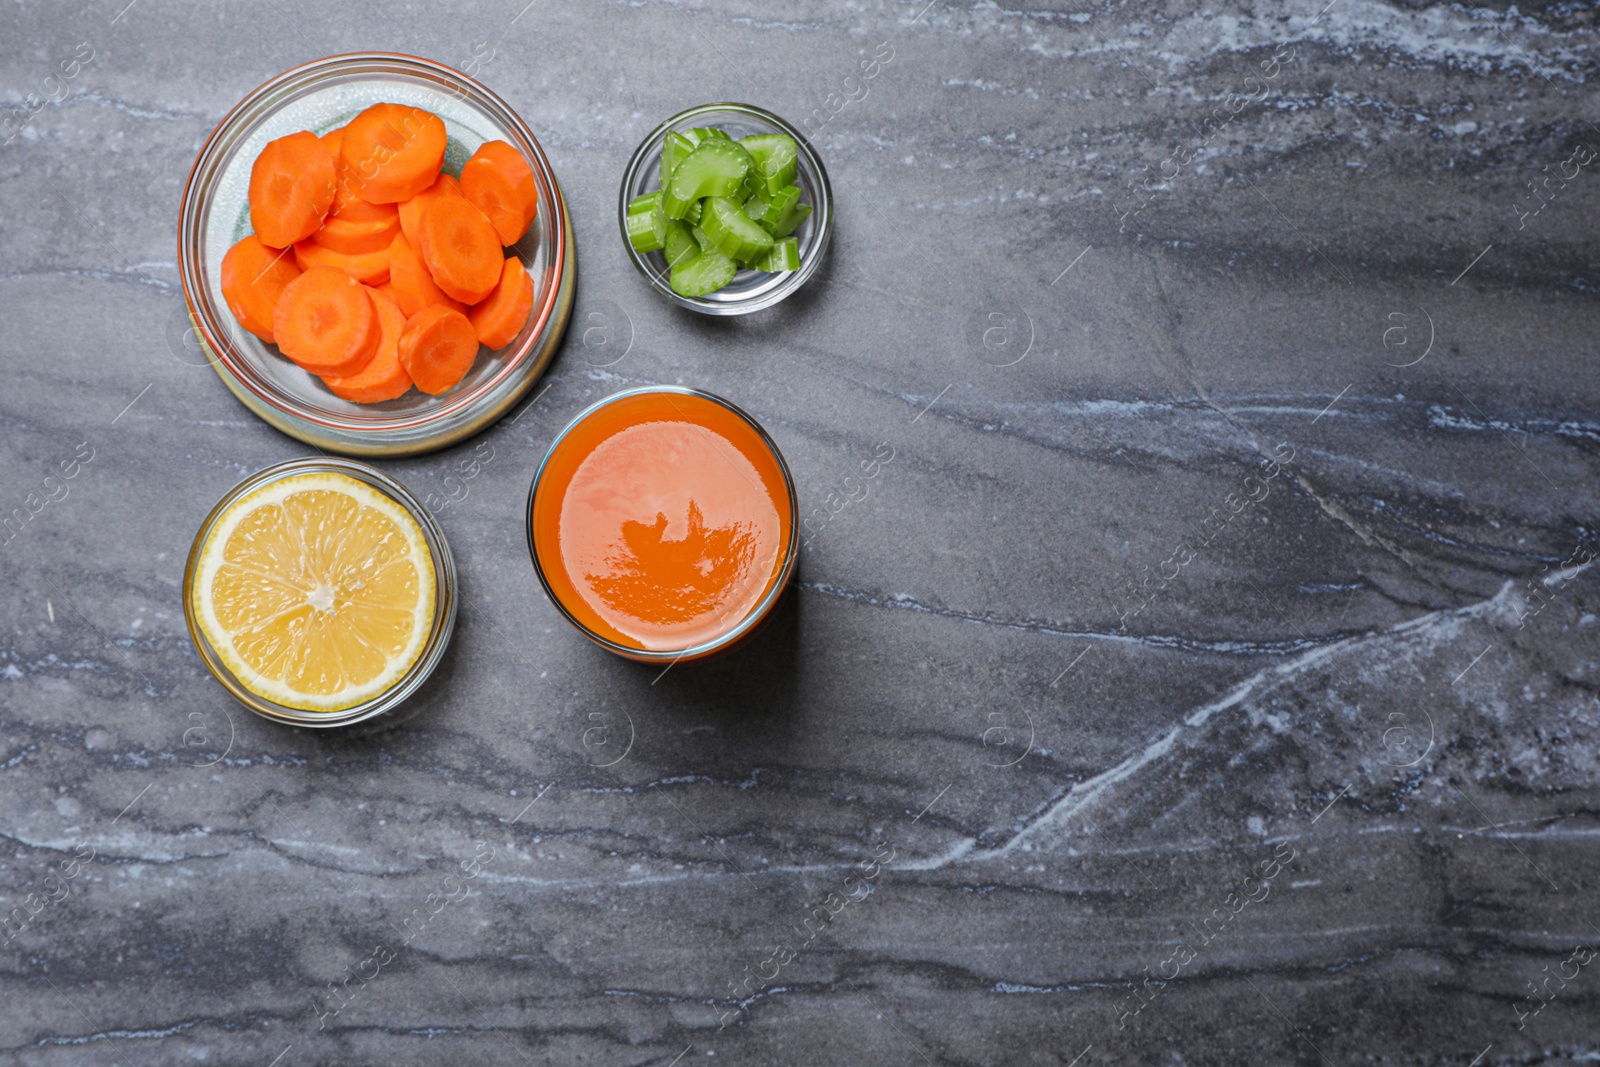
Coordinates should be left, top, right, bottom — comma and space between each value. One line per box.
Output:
460, 140, 538, 245
340, 103, 447, 204
324, 132, 393, 223
377, 281, 399, 302
417, 196, 502, 304
321, 286, 413, 403
324, 124, 427, 220
331, 195, 392, 223
314, 201, 400, 253
249, 130, 336, 248
398, 173, 462, 249
220, 234, 300, 343
320, 127, 344, 157
397, 304, 478, 395
468, 256, 534, 350
272, 266, 380, 376
322, 128, 365, 215
292, 238, 391, 286
388, 232, 467, 318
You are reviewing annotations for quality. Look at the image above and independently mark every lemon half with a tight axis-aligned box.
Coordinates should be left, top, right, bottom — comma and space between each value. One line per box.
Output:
193, 471, 435, 712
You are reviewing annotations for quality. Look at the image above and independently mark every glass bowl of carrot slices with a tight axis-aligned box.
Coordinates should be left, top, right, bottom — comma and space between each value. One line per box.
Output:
620, 103, 832, 316
179, 53, 574, 457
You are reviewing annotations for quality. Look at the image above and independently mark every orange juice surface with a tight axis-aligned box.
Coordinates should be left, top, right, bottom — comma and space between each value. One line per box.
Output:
530, 390, 794, 653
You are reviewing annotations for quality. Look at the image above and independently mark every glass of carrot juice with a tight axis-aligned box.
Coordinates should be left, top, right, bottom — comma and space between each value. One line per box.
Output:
526, 387, 798, 662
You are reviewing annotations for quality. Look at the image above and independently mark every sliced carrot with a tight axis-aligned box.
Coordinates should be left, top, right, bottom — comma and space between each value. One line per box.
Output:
417, 196, 502, 303
329, 174, 363, 218
388, 232, 467, 318
322, 128, 398, 220
398, 173, 462, 249
377, 282, 399, 302
397, 305, 478, 395
460, 140, 538, 245
468, 256, 534, 350
330, 190, 394, 224
321, 286, 413, 403
314, 201, 400, 253
219, 234, 300, 343
323, 128, 360, 215
340, 102, 447, 204
322, 125, 417, 220
272, 266, 380, 376
249, 130, 336, 248
319, 126, 344, 162
292, 238, 391, 286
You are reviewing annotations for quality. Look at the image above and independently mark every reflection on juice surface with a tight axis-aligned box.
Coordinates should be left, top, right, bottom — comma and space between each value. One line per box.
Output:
531, 390, 793, 653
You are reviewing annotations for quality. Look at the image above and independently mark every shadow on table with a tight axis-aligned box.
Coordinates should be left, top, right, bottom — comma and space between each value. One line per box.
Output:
334, 625, 469, 740
332, 569, 805, 745
631, 575, 805, 729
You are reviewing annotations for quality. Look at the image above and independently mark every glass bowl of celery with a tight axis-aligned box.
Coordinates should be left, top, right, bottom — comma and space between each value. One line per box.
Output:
619, 103, 832, 316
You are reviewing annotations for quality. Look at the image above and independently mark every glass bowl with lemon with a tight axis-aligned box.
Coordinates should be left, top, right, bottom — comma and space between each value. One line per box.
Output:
183, 457, 456, 727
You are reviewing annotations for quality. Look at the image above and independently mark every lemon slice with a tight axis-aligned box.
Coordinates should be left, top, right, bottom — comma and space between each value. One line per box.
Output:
192, 471, 435, 712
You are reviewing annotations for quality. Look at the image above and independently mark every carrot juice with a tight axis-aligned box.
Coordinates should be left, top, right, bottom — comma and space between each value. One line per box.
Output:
527, 387, 797, 660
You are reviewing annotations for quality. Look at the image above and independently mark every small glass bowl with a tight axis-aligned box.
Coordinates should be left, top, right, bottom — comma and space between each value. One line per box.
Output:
618, 103, 832, 316
525, 386, 799, 662
182, 457, 457, 728
178, 53, 575, 457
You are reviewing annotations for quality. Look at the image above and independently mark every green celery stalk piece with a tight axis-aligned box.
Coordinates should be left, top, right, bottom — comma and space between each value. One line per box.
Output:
626, 192, 663, 252
702, 195, 775, 262
690, 224, 715, 253
650, 196, 669, 246
660, 131, 695, 189
661, 219, 699, 269
739, 133, 799, 194
763, 199, 811, 239
686, 126, 732, 145
670, 250, 739, 298
683, 198, 703, 226
749, 236, 800, 272
662, 141, 751, 219
744, 184, 799, 229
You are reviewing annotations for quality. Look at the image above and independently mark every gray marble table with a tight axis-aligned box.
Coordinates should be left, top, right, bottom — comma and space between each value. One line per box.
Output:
2, 1, 1598, 1064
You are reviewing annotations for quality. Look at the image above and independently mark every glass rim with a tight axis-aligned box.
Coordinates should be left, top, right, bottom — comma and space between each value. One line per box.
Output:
182, 457, 458, 728
617, 102, 833, 317
524, 385, 800, 661
177, 51, 570, 439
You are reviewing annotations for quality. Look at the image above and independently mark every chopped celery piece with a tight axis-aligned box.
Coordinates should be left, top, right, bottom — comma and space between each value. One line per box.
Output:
662, 141, 751, 218
636, 123, 812, 295
626, 192, 663, 252
763, 199, 811, 239
702, 195, 775, 262
739, 133, 799, 194
651, 196, 669, 246
660, 131, 695, 189
661, 219, 699, 269
670, 250, 739, 298
749, 237, 800, 272
744, 184, 800, 229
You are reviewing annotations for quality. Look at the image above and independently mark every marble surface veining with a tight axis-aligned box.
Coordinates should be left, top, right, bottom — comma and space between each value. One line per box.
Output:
1, 1, 1598, 1064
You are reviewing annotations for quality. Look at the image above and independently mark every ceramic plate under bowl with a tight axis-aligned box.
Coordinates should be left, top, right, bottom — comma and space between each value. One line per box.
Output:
179, 53, 574, 457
